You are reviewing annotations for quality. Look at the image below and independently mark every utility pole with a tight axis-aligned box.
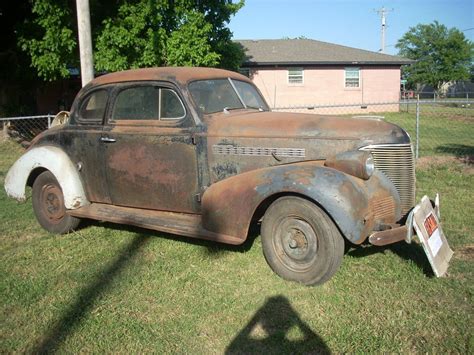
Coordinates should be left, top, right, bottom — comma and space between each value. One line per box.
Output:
76, 0, 94, 86
374, 6, 393, 53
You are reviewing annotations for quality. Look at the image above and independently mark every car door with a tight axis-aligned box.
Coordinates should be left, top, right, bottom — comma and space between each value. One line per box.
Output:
62, 88, 111, 203
102, 83, 200, 213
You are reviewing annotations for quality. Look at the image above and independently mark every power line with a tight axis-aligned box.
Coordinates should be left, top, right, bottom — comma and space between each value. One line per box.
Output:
374, 6, 394, 53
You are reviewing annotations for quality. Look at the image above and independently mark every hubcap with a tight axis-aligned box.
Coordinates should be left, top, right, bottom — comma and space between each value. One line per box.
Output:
41, 184, 65, 223
274, 217, 318, 272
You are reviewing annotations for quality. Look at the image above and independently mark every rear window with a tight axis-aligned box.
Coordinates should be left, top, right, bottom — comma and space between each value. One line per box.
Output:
78, 90, 108, 122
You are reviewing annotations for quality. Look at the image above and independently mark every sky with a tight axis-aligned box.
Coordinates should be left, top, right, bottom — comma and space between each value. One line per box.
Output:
228, 0, 474, 55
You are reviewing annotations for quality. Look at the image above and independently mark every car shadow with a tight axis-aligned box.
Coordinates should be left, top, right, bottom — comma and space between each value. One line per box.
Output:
81, 219, 259, 256
347, 242, 434, 276
31, 233, 152, 353
225, 295, 330, 354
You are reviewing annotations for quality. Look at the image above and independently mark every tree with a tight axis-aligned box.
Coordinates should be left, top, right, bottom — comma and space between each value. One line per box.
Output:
396, 21, 473, 94
19, 0, 245, 81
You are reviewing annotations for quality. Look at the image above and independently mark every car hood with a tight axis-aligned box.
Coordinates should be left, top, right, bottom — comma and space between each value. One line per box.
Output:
205, 110, 410, 147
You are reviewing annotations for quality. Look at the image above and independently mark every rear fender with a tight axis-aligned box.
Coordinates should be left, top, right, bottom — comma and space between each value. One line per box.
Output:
201, 162, 375, 244
4, 146, 89, 209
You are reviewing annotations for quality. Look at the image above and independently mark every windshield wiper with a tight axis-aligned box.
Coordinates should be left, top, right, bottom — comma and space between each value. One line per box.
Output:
223, 106, 243, 114
246, 106, 265, 112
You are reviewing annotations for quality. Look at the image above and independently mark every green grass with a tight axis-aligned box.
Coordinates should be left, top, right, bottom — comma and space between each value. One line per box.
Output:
384, 105, 473, 159
1, 136, 473, 353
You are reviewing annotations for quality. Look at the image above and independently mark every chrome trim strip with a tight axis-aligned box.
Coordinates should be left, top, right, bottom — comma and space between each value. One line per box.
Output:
213, 144, 305, 158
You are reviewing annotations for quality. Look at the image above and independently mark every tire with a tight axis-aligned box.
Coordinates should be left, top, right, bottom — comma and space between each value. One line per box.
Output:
32, 171, 81, 234
261, 196, 345, 286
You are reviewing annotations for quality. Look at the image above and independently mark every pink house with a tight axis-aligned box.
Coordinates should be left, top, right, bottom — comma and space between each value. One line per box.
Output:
236, 39, 412, 113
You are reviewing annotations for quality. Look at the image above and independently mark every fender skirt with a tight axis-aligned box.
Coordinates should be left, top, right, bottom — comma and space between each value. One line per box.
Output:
201, 161, 400, 245
4, 146, 89, 209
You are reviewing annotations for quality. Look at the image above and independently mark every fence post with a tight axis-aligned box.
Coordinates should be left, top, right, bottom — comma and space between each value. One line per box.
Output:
1, 120, 7, 140
415, 95, 420, 159
47, 114, 52, 128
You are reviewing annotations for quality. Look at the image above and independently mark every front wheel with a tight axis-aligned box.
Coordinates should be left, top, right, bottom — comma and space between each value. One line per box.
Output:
261, 196, 344, 285
32, 171, 81, 234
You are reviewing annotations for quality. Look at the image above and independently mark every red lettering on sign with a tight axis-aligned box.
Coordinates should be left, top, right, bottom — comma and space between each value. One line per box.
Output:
424, 213, 438, 237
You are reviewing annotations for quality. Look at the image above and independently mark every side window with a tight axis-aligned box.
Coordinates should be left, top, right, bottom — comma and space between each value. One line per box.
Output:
160, 89, 185, 120
112, 86, 186, 121
78, 90, 108, 121
112, 86, 158, 120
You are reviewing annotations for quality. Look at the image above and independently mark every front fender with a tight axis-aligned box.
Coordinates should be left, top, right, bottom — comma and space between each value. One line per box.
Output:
4, 146, 89, 209
201, 161, 397, 244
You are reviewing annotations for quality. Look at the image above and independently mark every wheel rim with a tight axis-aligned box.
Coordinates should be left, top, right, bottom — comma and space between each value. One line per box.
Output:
273, 216, 319, 272
40, 184, 65, 224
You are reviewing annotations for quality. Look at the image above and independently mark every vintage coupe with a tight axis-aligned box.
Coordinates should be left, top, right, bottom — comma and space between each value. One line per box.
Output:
5, 67, 423, 285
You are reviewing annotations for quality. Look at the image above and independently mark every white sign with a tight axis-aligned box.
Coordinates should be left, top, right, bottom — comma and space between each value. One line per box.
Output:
412, 196, 453, 277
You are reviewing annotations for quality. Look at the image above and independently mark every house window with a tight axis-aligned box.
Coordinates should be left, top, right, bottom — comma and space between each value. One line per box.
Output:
288, 68, 303, 84
238, 68, 251, 77
345, 67, 360, 88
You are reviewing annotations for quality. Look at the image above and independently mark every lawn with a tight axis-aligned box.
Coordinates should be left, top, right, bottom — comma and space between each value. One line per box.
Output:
385, 103, 474, 159
1, 133, 473, 353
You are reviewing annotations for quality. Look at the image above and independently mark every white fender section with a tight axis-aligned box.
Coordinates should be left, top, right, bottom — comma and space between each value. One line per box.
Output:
4, 146, 90, 209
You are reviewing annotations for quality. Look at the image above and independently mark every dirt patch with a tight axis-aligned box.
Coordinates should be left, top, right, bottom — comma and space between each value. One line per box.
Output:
456, 245, 474, 261
447, 115, 474, 123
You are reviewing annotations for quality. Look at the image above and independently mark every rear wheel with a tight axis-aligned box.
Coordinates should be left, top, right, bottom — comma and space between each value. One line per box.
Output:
32, 171, 80, 234
261, 196, 344, 285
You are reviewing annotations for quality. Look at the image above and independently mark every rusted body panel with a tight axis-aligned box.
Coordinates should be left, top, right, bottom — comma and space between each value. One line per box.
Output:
201, 162, 401, 245
205, 111, 408, 144
204, 111, 409, 183
102, 125, 200, 213
69, 203, 243, 245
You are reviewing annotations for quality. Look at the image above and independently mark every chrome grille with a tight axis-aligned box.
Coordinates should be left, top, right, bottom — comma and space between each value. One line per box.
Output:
360, 143, 415, 215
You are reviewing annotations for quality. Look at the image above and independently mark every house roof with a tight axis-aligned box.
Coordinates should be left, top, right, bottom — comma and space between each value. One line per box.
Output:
236, 39, 413, 66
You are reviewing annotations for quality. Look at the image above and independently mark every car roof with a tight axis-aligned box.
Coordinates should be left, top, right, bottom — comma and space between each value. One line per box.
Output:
88, 67, 251, 87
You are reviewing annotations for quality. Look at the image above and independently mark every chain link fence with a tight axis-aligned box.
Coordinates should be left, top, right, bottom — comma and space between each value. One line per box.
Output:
1, 100, 473, 161
274, 99, 473, 161
1, 115, 53, 146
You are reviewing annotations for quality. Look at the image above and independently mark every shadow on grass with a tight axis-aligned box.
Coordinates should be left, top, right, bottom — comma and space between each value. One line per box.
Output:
434, 144, 474, 161
225, 295, 330, 354
348, 242, 433, 276
31, 233, 152, 353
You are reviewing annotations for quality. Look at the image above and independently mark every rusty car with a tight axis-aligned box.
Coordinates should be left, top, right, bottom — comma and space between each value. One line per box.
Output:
4, 67, 441, 285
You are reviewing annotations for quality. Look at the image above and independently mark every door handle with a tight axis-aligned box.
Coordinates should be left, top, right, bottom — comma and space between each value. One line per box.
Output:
100, 136, 116, 143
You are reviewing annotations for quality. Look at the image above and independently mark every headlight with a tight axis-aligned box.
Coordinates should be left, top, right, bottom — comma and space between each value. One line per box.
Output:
365, 155, 375, 177
324, 150, 375, 180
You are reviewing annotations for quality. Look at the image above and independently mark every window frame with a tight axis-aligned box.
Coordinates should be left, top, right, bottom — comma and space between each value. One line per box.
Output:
287, 68, 304, 85
344, 67, 361, 88
159, 88, 187, 121
238, 68, 251, 78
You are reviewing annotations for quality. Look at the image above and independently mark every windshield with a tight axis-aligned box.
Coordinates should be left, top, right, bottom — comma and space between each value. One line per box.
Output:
189, 78, 269, 114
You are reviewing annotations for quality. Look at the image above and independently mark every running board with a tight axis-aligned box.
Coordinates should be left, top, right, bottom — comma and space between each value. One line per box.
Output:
68, 203, 243, 245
